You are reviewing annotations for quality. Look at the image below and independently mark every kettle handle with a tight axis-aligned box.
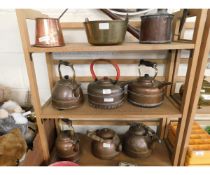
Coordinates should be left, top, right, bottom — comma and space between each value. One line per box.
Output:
58, 119, 75, 136
90, 59, 120, 81
58, 60, 76, 82
87, 130, 105, 142
138, 59, 158, 80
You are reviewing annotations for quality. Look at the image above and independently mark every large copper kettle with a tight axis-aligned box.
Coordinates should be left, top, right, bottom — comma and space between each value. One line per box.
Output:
127, 60, 172, 107
123, 123, 158, 158
88, 59, 125, 109
87, 128, 122, 160
55, 119, 80, 162
52, 60, 84, 110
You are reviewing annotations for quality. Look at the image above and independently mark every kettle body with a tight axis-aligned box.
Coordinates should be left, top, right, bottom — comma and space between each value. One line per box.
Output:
123, 123, 158, 158
52, 61, 84, 110
87, 128, 122, 160
88, 59, 125, 109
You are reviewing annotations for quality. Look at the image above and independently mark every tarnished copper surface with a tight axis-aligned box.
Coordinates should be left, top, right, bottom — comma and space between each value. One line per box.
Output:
35, 18, 65, 47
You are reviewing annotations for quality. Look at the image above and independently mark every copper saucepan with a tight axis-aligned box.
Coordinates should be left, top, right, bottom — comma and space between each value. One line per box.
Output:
34, 9, 68, 47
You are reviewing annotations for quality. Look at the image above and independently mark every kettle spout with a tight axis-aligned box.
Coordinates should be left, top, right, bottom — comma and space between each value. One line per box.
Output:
158, 82, 172, 89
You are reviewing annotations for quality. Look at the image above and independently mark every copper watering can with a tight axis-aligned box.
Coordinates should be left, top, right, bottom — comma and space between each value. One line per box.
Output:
34, 9, 68, 47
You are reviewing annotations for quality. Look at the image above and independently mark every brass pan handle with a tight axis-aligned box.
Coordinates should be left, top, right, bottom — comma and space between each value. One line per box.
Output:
138, 59, 158, 80
58, 60, 76, 82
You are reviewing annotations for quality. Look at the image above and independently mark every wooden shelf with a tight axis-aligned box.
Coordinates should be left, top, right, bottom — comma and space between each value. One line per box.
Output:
50, 134, 172, 166
29, 42, 195, 53
172, 93, 210, 117
41, 95, 181, 120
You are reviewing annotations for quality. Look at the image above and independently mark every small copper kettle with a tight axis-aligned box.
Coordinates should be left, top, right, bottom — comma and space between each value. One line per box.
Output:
127, 60, 172, 107
123, 123, 158, 158
55, 119, 80, 162
52, 60, 84, 110
87, 128, 122, 160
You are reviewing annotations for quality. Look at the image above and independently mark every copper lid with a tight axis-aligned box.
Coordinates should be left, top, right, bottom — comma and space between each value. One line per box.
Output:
96, 128, 115, 139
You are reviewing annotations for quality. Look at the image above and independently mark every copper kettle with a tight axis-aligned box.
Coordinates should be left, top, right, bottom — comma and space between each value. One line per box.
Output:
88, 59, 125, 109
34, 9, 68, 47
87, 128, 122, 160
55, 119, 80, 162
52, 60, 84, 110
127, 60, 172, 107
123, 123, 158, 158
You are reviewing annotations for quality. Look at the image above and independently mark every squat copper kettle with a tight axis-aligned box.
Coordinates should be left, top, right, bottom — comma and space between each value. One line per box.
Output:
87, 128, 122, 160
52, 60, 84, 110
127, 60, 172, 107
88, 59, 125, 109
123, 123, 158, 158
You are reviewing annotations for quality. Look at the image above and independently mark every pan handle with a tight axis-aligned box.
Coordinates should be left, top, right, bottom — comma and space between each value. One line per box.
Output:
58, 60, 76, 82
90, 59, 120, 82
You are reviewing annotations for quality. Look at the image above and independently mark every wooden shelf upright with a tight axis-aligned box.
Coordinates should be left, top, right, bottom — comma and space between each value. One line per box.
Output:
16, 9, 208, 166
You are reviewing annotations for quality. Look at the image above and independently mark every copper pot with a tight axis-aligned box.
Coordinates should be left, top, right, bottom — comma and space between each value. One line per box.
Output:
127, 60, 172, 107
87, 128, 122, 160
52, 60, 84, 110
34, 9, 67, 47
87, 59, 125, 109
123, 123, 158, 158
140, 9, 174, 43
55, 119, 80, 162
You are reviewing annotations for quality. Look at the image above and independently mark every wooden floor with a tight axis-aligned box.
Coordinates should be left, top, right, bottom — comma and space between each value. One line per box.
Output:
41, 95, 181, 120
50, 134, 172, 166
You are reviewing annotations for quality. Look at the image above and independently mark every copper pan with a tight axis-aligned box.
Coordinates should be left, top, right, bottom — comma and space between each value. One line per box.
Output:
34, 9, 67, 47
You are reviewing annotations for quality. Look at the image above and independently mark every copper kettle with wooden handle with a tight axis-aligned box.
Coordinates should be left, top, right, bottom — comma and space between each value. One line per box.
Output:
127, 60, 172, 107
52, 60, 84, 110
87, 128, 122, 160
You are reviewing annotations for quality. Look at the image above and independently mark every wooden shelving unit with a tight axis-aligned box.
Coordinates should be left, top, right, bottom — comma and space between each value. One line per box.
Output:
176, 10, 210, 165
16, 9, 208, 166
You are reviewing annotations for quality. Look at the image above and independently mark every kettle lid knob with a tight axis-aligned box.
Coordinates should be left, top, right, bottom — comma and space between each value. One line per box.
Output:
64, 75, 69, 79
144, 74, 150, 78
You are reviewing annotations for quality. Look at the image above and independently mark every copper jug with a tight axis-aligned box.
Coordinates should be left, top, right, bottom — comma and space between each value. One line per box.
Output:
52, 60, 84, 110
87, 128, 122, 160
34, 9, 67, 47
87, 59, 125, 109
140, 9, 174, 43
123, 123, 158, 158
127, 60, 172, 107
55, 119, 80, 162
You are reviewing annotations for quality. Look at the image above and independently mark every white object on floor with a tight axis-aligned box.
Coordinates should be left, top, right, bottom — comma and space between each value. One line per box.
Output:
1, 100, 23, 113
0, 109, 9, 119
11, 113, 28, 124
